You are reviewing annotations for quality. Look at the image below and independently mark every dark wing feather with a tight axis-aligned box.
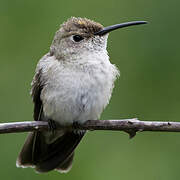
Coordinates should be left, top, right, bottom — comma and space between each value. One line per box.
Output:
17, 68, 45, 167
31, 68, 44, 121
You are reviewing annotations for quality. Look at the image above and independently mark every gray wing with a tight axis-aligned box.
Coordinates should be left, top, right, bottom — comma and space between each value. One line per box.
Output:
17, 59, 85, 173
31, 68, 44, 121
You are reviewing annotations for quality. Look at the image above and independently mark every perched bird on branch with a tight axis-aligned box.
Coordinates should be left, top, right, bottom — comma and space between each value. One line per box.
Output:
16, 17, 146, 173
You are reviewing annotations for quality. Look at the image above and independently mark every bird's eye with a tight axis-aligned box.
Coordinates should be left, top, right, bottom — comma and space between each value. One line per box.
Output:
72, 35, 84, 42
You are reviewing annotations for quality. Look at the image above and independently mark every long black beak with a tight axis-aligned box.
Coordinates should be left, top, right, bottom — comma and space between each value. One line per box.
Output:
94, 21, 148, 36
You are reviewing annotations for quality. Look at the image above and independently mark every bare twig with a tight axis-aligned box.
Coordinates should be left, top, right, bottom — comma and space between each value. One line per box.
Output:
0, 119, 180, 138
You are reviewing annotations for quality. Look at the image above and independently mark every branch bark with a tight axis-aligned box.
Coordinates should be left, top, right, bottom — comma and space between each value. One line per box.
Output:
0, 119, 180, 138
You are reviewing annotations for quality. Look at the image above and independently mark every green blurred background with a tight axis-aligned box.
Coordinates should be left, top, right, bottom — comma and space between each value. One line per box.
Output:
0, 0, 180, 179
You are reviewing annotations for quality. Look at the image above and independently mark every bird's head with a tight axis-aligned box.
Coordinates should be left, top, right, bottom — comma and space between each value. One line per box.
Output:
50, 17, 147, 61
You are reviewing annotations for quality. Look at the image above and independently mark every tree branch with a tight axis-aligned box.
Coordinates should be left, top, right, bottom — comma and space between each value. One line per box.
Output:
0, 119, 180, 138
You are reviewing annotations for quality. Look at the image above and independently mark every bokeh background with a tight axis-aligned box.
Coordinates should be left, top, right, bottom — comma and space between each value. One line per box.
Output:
0, 0, 180, 179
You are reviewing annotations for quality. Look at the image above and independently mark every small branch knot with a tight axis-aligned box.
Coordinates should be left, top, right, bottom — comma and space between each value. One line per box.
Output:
124, 129, 137, 139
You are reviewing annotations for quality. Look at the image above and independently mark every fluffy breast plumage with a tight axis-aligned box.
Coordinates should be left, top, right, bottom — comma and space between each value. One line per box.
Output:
38, 54, 119, 125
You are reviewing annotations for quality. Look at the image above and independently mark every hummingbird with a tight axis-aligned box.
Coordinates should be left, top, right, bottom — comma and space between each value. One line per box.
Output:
16, 17, 147, 173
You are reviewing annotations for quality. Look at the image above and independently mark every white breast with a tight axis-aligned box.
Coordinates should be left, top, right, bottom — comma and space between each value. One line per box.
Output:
38, 53, 119, 125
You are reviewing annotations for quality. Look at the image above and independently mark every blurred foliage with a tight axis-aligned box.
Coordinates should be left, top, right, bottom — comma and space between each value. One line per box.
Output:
0, 0, 180, 179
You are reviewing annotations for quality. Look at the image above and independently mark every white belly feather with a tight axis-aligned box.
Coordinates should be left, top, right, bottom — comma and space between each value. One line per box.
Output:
38, 54, 119, 125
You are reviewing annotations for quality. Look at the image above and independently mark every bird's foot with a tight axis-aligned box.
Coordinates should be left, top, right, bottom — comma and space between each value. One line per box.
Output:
72, 122, 86, 135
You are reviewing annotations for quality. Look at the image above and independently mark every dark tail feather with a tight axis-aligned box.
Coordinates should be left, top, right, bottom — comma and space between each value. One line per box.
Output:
16, 131, 85, 173
16, 132, 36, 167
55, 152, 74, 173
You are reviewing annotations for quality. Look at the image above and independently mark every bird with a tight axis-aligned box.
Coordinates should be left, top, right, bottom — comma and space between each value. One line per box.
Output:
16, 17, 147, 173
